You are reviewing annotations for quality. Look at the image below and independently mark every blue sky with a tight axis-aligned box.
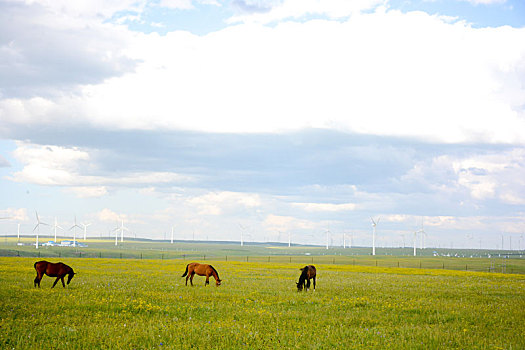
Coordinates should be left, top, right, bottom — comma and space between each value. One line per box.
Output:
0, 0, 524, 249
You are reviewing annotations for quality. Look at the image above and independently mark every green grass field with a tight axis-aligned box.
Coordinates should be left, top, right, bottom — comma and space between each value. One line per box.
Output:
1, 237, 524, 274
1, 256, 524, 349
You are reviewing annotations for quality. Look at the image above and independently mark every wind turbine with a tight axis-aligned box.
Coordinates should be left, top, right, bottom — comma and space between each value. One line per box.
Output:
81, 222, 91, 240
288, 231, 291, 248
52, 217, 63, 242
33, 211, 49, 249
419, 220, 427, 250
69, 216, 82, 247
113, 219, 129, 243
325, 229, 331, 250
413, 230, 418, 256
171, 226, 175, 244
238, 224, 246, 247
371, 217, 380, 256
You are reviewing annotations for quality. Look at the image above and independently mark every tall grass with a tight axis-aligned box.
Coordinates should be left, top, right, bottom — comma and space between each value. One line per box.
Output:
1, 257, 524, 349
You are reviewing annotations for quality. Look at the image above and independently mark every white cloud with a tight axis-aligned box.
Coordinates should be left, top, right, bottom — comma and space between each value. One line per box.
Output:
453, 149, 525, 204
263, 214, 317, 231
159, 0, 194, 9
459, 0, 506, 5
97, 208, 123, 223
383, 214, 413, 223
13, 0, 146, 22
292, 202, 357, 212
229, 0, 384, 24
1, 0, 524, 246
9, 142, 192, 190
10, 143, 90, 185
67, 186, 108, 198
158, 0, 220, 9
382, 214, 463, 228
186, 191, 262, 215
0, 154, 10, 167
0, 0, 137, 98
498, 193, 525, 205
2, 9, 524, 144
402, 148, 525, 205
0, 208, 28, 221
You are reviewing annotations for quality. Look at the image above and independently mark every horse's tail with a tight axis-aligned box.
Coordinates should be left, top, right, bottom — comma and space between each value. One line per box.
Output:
181, 264, 189, 277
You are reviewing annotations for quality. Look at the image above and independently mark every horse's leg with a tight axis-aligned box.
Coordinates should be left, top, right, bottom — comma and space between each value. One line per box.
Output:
313, 276, 316, 291
306, 278, 311, 291
205, 274, 210, 286
189, 273, 194, 286
34, 273, 42, 288
51, 277, 60, 288
60, 276, 66, 288
185, 275, 189, 286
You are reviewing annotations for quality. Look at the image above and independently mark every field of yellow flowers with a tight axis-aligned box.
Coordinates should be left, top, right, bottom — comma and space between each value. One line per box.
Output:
1, 257, 524, 349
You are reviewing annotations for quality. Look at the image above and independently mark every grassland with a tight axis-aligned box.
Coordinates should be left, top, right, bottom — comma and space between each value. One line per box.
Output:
1, 237, 524, 274
1, 256, 524, 349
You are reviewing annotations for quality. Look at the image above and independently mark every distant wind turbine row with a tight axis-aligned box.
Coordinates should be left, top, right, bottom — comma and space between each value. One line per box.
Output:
1, 212, 103, 249
4, 212, 523, 251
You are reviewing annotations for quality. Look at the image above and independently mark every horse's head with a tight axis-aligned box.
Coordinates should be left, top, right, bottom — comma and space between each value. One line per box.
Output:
296, 282, 303, 291
67, 271, 76, 285
215, 279, 222, 286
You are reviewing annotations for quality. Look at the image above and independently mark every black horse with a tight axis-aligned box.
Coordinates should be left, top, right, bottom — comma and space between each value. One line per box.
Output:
34, 261, 75, 288
297, 265, 316, 292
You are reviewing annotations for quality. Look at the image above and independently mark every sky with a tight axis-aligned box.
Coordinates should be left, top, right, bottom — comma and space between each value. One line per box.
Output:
0, 0, 524, 250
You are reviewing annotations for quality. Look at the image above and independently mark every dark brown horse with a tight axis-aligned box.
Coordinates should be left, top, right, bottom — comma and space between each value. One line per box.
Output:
34, 261, 75, 288
297, 265, 316, 292
181, 262, 221, 286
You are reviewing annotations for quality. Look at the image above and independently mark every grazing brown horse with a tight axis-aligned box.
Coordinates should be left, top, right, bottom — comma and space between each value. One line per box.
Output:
34, 261, 75, 288
297, 265, 316, 292
181, 262, 221, 286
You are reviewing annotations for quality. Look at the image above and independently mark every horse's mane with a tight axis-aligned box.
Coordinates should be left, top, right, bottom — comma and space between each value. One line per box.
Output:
209, 265, 220, 279
58, 262, 74, 274
298, 266, 308, 284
